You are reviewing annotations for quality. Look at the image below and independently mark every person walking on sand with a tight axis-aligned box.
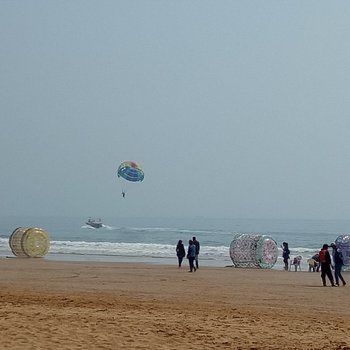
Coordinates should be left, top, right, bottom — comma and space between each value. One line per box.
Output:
192, 236, 200, 269
187, 240, 196, 272
282, 242, 290, 271
319, 244, 336, 287
176, 240, 186, 268
331, 243, 346, 286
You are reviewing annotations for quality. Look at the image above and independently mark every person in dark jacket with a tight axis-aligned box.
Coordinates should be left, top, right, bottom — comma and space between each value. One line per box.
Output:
319, 244, 335, 287
187, 240, 197, 272
282, 242, 290, 271
176, 240, 186, 268
192, 236, 200, 269
331, 243, 346, 286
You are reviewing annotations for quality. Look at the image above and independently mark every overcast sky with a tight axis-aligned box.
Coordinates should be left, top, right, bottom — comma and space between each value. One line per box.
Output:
1, 1, 350, 219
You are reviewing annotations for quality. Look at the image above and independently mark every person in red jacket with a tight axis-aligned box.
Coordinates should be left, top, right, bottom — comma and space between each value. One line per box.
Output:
319, 244, 335, 287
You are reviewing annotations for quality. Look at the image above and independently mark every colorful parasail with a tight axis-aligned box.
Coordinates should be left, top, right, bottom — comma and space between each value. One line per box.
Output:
117, 161, 144, 182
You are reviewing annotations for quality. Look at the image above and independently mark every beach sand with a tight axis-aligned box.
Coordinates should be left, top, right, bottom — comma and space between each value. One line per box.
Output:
0, 258, 349, 349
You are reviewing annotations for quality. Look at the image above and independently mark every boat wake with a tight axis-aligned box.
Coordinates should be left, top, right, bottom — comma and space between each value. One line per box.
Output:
81, 224, 116, 230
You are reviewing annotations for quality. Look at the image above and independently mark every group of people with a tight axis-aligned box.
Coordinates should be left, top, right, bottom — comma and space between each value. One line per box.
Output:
176, 237, 200, 272
282, 241, 346, 287
176, 238, 347, 283
319, 243, 346, 287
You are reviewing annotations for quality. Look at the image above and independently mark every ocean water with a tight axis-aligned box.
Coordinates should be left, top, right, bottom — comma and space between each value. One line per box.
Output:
0, 216, 349, 270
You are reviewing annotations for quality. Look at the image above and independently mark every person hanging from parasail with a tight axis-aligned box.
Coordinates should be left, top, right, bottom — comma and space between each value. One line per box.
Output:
117, 161, 144, 198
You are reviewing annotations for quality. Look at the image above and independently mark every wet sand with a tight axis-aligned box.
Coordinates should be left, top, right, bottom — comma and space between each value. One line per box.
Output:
0, 258, 349, 349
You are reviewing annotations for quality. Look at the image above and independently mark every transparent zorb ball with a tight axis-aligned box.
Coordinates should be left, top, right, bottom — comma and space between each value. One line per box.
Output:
335, 235, 350, 271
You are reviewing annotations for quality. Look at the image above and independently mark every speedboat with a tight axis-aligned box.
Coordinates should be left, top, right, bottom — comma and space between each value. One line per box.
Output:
86, 218, 103, 229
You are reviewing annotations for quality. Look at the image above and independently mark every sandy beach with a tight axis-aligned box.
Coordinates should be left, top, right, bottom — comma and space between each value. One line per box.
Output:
0, 258, 349, 349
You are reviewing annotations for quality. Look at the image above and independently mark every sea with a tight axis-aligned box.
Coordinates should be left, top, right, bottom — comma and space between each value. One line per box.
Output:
0, 216, 349, 270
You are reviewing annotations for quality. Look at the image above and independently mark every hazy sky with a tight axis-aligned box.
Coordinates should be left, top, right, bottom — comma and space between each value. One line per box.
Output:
1, 1, 350, 219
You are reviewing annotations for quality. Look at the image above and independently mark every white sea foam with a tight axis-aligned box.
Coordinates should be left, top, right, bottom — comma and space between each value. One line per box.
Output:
49, 241, 230, 260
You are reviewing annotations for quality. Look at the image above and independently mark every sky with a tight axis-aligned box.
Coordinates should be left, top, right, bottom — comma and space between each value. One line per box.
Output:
1, 1, 350, 219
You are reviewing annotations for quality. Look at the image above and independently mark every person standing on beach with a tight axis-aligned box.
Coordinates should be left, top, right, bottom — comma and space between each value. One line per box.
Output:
187, 240, 196, 272
176, 240, 186, 268
282, 242, 290, 271
319, 244, 335, 287
331, 243, 346, 286
192, 236, 200, 269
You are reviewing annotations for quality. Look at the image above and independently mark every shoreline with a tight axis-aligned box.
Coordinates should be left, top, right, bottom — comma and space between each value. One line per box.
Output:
1, 258, 349, 349
0, 250, 315, 270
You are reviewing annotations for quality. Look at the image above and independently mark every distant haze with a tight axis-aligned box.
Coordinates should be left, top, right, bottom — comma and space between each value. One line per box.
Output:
1, 1, 350, 219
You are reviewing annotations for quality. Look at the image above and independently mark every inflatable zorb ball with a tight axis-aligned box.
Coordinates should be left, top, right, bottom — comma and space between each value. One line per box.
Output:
335, 235, 350, 271
9, 227, 50, 258
230, 234, 278, 269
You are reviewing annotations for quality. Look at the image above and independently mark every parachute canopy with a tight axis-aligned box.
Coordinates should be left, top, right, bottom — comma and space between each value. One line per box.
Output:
117, 161, 144, 182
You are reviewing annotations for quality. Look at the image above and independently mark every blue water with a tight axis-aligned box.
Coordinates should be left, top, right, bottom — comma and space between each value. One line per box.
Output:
0, 216, 349, 269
